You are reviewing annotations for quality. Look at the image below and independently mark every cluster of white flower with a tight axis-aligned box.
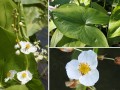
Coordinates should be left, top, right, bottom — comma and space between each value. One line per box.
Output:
66, 50, 99, 86
14, 41, 37, 55
34, 48, 47, 62
5, 70, 32, 84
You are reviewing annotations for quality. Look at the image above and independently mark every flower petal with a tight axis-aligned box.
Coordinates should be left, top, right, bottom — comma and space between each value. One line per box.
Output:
79, 69, 99, 86
78, 50, 98, 69
66, 60, 81, 79
5, 78, 9, 82
28, 46, 37, 53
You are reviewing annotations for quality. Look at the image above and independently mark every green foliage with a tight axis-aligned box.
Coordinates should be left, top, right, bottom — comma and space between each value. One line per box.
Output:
50, 0, 120, 47
0, 0, 17, 31
0, 27, 44, 89
50, 29, 63, 47
108, 5, 120, 38
5, 85, 28, 90
0, 0, 46, 89
52, 4, 109, 47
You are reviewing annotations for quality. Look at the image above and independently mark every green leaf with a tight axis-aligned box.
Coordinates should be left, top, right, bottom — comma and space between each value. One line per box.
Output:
50, 29, 63, 47
50, 0, 70, 6
0, 0, 16, 31
26, 79, 44, 90
0, 27, 16, 57
57, 36, 85, 47
49, 20, 56, 32
5, 85, 28, 90
52, 4, 109, 47
91, 2, 108, 14
23, 6, 47, 36
108, 5, 120, 38
14, 0, 46, 5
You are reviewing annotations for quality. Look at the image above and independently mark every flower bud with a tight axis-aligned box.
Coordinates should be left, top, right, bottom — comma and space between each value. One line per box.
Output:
97, 55, 105, 60
59, 48, 74, 52
115, 57, 120, 65
65, 80, 79, 88
11, 24, 14, 27
15, 50, 20, 55
19, 22, 23, 26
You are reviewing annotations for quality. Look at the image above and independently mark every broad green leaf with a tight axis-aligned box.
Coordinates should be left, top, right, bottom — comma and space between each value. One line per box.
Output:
0, 27, 16, 56
50, 29, 63, 47
52, 4, 109, 47
0, 0, 16, 31
91, 2, 107, 14
5, 85, 28, 90
57, 36, 85, 47
108, 5, 120, 38
24, 6, 47, 36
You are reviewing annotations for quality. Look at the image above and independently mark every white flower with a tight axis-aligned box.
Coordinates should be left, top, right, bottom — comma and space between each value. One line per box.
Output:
19, 41, 37, 54
35, 55, 44, 61
17, 70, 32, 84
33, 52, 39, 56
5, 70, 17, 82
66, 50, 99, 86
15, 50, 20, 55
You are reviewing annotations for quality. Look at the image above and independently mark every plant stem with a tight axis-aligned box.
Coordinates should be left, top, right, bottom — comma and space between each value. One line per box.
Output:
13, 78, 20, 84
77, 0, 81, 6
88, 86, 94, 90
104, 57, 115, 61
25, 55, 29, 70
103, 0, 106, 8
40, 66, 48, 77
74, 48, 83, 52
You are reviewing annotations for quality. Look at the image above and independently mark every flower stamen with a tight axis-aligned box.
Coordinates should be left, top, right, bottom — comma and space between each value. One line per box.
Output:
7, 72, 11, 77
26, 44, 30, 49
22, 73, 27, 78
79, 63, 91, 75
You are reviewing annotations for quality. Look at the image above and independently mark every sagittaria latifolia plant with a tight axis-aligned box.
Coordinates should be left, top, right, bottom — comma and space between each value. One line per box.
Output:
62, 48, 118, 90
0, 0, 47, 90
49, 0, 120, 47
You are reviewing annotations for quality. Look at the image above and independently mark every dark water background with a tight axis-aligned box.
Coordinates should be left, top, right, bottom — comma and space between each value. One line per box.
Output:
50, 48, 120, 90
36, 28, 48, 90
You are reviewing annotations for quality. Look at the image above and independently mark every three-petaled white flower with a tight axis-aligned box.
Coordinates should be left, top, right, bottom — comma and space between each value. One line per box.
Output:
17, 70, 33, 84
5, 70, 17, 82
18, 41, 37, 54
66, 50, 99, 86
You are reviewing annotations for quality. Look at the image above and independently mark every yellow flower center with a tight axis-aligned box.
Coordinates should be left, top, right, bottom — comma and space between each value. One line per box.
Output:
22, 73, 27, 78
79, 63, 91, 75
7, 72, 11, 77
26, 44, 30, 49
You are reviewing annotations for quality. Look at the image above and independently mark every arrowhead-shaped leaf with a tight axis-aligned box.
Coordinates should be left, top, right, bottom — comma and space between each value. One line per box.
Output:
52, 4, 109, 47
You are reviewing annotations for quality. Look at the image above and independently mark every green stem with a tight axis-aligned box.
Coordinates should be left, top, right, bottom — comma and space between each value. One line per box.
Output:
88, 86, 94, 90
74, 48, 83, 52
83, 86, 87, 90
103, 0, 106, 8
40, 66, 48, 77
104, 57, 115, 61
77, 0, 81, 6
25, 55, 29, 70
13, 78, 20, 84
